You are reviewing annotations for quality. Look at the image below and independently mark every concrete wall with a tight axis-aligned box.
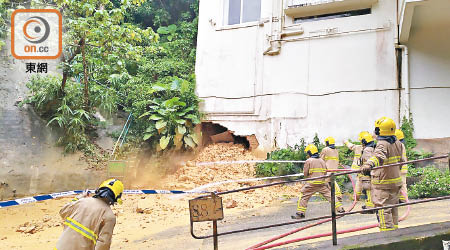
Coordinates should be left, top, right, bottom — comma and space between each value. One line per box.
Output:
196, 0, 399, 149
0, 37, 104, 200
406, 0, 450, 139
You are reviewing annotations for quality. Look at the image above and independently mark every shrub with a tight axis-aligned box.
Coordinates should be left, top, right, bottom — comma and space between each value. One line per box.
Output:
256, 135, 357, 180
255, 140, 306, 177
400, 115, 433, 168
408, 167, 450, 198
22, 75, 116, 154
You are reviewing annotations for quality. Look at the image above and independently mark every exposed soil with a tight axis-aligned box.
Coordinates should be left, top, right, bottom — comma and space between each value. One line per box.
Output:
0, 143, 302, 249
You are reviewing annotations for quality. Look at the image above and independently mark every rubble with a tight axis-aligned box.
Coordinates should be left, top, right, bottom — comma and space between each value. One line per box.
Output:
225, 199, 238, 209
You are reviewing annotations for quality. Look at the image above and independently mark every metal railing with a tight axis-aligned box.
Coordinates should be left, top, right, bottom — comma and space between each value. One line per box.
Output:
190, 154, 450, 249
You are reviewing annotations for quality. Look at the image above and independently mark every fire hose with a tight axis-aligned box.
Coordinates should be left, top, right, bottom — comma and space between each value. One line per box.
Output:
247, 169, 411, 250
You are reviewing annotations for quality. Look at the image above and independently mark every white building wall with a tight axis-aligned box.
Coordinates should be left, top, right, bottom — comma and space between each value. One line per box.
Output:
196, 0, 400, 150
406, 0, 450, 139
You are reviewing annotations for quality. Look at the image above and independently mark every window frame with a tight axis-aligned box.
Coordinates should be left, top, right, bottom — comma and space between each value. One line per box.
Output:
222, 0, 261, 27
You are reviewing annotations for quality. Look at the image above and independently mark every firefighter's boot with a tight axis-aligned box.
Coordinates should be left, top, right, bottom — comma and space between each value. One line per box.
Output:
291, 212, 305, 219
337, 207, 345, 213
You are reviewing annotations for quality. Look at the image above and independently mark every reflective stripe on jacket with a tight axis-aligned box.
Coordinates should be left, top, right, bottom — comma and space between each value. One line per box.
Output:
56, 197, 116, 250
303, 157, 328, 185
366, 140, 404, 189
320, 147, 339, 170
358, 146, 374, 180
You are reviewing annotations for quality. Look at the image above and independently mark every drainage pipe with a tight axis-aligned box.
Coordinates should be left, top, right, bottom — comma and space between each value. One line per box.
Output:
396, 44, 410, 118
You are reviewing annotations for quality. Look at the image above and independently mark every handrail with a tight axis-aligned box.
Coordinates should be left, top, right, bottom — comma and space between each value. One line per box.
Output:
191, 195, 450, 239
190, 154, 450, 246
215, 155, 447, 195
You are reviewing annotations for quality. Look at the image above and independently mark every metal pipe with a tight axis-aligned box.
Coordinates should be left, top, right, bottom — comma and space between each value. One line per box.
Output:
215, 155, 448, 196
396, 44, 410, 118
213, 220, 218, 249
330, 174, 337, 246
191, 195, 450, 239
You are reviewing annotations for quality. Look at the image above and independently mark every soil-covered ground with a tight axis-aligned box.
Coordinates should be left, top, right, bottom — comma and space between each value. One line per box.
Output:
2, 143, 449, 249
0, 143, 304, 249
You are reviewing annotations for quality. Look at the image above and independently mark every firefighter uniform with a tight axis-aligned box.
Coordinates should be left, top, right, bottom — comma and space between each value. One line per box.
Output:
55, 179, 123, 250
344, 140, 363, 197
293, 145, 344, 219
359, 141, 375, 209
396, 129, 408, 203
320, 137, 343, 204
361, 117, 405, 231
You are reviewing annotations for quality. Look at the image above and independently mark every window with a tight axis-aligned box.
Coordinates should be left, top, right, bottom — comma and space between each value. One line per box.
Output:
294, 8, 371, 24
224, 0, 261, 25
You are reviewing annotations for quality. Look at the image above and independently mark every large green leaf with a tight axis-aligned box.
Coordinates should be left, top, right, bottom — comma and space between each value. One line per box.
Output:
143, 133, 152, 140
163, 97, 180, 107
170, 79, 181, 90
189, 133, 199, 144
184, 136, 196, 148
149, 114, 162, 120
160, 136, 171, 149
145, 125, 155, 133
151, 83, 168, 92
186, 114, 201, 124
155, 120, 167, 129
177, 125, 186, 134
176, 119, 186, 125
167, 24, 177, 33
139, 111, 151, 119
157, 26, 169, 34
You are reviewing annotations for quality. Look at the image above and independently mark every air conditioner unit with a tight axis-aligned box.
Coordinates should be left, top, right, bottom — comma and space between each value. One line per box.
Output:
285, 0, 378, 17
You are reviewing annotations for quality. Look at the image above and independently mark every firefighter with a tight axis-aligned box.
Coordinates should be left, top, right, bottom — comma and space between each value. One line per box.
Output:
320, 136, 343, 204
55, 179, 124, 250
292, 144, 345, 219
361, 117, 405, 231
358, 131, 376, 212
343, 134, 363, 198
395, 129, 408, 203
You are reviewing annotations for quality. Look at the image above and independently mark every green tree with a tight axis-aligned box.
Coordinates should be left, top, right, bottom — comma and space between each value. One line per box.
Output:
55, 0, 156, 105
23, 0, 203, 155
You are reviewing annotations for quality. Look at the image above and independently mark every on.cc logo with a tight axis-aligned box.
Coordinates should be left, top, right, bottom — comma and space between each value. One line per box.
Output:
11, 9, 62, 59
23, 16, 50, 44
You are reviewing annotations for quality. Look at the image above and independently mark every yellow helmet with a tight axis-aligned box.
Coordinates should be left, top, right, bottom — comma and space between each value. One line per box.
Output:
304, 144, 318, 155
324, 137, 335, 146
374, 117, 396, 136
98, 179, 124, 205
360, 132, 374, 144
358, 131, 370, 142
395, 129, 405, 140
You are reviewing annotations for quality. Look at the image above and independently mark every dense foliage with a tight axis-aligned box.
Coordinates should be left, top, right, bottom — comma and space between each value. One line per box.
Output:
0, 0, 9, 51
255, 134, 354, 177
400, 116, 433, 165
255, 140, 307, 177
408, 167, 450, 198
22, 0, 201, 154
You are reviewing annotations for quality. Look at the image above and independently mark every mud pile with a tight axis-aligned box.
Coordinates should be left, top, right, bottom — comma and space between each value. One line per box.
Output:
164, 143, 302, 210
